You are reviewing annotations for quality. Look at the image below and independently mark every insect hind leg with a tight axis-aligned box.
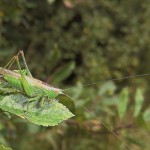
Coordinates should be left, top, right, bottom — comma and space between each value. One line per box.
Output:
4, 50, 33, 78
4, 56, 16, 69
18, 50, 33, 77
4, 51, 22, 69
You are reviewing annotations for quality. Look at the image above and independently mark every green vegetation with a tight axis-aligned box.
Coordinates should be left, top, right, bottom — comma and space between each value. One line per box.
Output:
0, 0, 150, 149
0, 78, 74, 126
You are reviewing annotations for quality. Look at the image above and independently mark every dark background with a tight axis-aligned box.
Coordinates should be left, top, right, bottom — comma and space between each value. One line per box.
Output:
0, 0, 150, 149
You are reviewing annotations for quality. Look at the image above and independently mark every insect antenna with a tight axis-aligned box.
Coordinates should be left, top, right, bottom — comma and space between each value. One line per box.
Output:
63, 72, 150, 91
62, 72, 150, 149
64, 94, 132, 149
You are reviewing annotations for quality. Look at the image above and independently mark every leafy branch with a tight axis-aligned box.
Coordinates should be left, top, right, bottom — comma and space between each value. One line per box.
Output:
0, 78, 74, 126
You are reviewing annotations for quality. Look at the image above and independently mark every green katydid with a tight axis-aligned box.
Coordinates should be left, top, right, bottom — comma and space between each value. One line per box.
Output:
0, 51, 75, 113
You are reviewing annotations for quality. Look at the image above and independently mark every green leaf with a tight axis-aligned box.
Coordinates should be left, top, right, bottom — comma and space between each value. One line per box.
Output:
57, 94, 75, 114
135, 114, 146, 128
143, 108, 150, 122
99, 81, 116, 96
27, 123, 40, 134
46, 48, 61, 71
102, 96, 119, 106
134, 88, 144, 117
0, 94, 74, 126
51, 61, 75, 84
66, 82, 83, 99
0, 144, 12, 150
117, 88, 129, 119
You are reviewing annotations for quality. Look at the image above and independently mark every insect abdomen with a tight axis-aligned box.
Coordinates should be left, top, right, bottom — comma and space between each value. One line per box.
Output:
3, 74, 24, 91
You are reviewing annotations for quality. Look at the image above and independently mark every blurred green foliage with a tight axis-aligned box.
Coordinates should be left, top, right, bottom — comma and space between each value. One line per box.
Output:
0, 144, 12, 150
0, 0, 150, 149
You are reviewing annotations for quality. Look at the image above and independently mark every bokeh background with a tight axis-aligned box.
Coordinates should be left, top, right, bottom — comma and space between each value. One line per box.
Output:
0, 0, 150, 150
